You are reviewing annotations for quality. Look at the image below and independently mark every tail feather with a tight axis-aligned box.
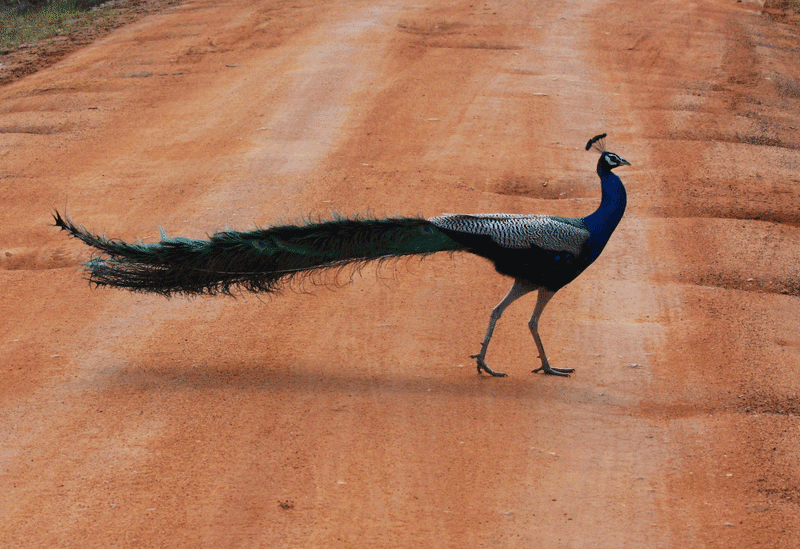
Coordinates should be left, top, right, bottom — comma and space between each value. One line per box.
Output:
53, 211, 465, 296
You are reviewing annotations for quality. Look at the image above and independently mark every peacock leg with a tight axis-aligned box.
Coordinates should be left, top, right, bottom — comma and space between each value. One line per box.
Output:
529, 288, 574, 376
471, 279, 536, 377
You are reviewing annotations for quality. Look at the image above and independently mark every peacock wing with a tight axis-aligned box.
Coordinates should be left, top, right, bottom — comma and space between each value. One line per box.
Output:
428, 213, 589, 255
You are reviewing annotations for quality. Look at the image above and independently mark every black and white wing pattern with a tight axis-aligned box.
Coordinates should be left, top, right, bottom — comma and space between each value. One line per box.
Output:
428, 213, 590, 255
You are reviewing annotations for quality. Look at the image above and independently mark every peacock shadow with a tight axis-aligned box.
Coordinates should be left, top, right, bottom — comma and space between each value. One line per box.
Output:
86, 356, 629, 410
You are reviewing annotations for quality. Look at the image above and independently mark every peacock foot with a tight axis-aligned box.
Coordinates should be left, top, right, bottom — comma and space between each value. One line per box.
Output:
532, 364, 574, 377
471, 354, 507, 377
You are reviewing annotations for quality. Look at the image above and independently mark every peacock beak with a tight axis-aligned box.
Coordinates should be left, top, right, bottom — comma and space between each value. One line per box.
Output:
619, 157, 631, 166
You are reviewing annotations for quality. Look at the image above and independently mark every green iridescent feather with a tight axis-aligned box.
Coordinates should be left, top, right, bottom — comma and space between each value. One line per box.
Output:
53, 212, 465, 296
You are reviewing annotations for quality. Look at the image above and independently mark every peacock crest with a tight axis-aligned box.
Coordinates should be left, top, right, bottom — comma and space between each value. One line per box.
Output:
585, 133, 608, 153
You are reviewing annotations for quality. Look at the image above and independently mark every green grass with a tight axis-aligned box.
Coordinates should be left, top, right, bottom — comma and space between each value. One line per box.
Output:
0, 0, 112, 53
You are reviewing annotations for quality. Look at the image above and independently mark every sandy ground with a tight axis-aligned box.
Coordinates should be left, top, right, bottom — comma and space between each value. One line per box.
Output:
1, 0, 799, 547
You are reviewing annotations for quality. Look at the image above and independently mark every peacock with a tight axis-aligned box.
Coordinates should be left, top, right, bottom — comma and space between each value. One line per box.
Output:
54, 133, 629, 377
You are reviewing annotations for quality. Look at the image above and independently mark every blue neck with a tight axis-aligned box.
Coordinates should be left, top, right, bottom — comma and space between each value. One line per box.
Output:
580, 164, 627, 263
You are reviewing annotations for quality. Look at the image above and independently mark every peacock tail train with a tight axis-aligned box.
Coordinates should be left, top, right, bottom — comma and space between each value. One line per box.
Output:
53, 212, 466, 297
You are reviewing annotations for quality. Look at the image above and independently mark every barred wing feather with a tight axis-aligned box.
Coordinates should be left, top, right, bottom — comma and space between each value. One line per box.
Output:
428, 214, 589, 255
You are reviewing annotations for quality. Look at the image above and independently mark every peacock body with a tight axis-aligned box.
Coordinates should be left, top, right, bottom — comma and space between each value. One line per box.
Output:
55, 134, 630, 378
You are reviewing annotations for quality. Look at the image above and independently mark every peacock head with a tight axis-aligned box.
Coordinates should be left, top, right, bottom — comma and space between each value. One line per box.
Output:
599, 151, 631, 171
586, 133, 631, 173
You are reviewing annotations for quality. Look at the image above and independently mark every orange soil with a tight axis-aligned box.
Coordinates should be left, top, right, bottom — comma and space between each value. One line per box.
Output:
1, 0, 799, 547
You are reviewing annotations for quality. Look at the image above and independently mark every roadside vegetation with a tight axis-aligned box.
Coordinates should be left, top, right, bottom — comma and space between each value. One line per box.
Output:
765, 0, 800, 16
0, 0, 112, 53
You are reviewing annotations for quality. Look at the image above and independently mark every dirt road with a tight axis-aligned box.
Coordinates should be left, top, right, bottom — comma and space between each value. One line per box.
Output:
1, 0, 799, 547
